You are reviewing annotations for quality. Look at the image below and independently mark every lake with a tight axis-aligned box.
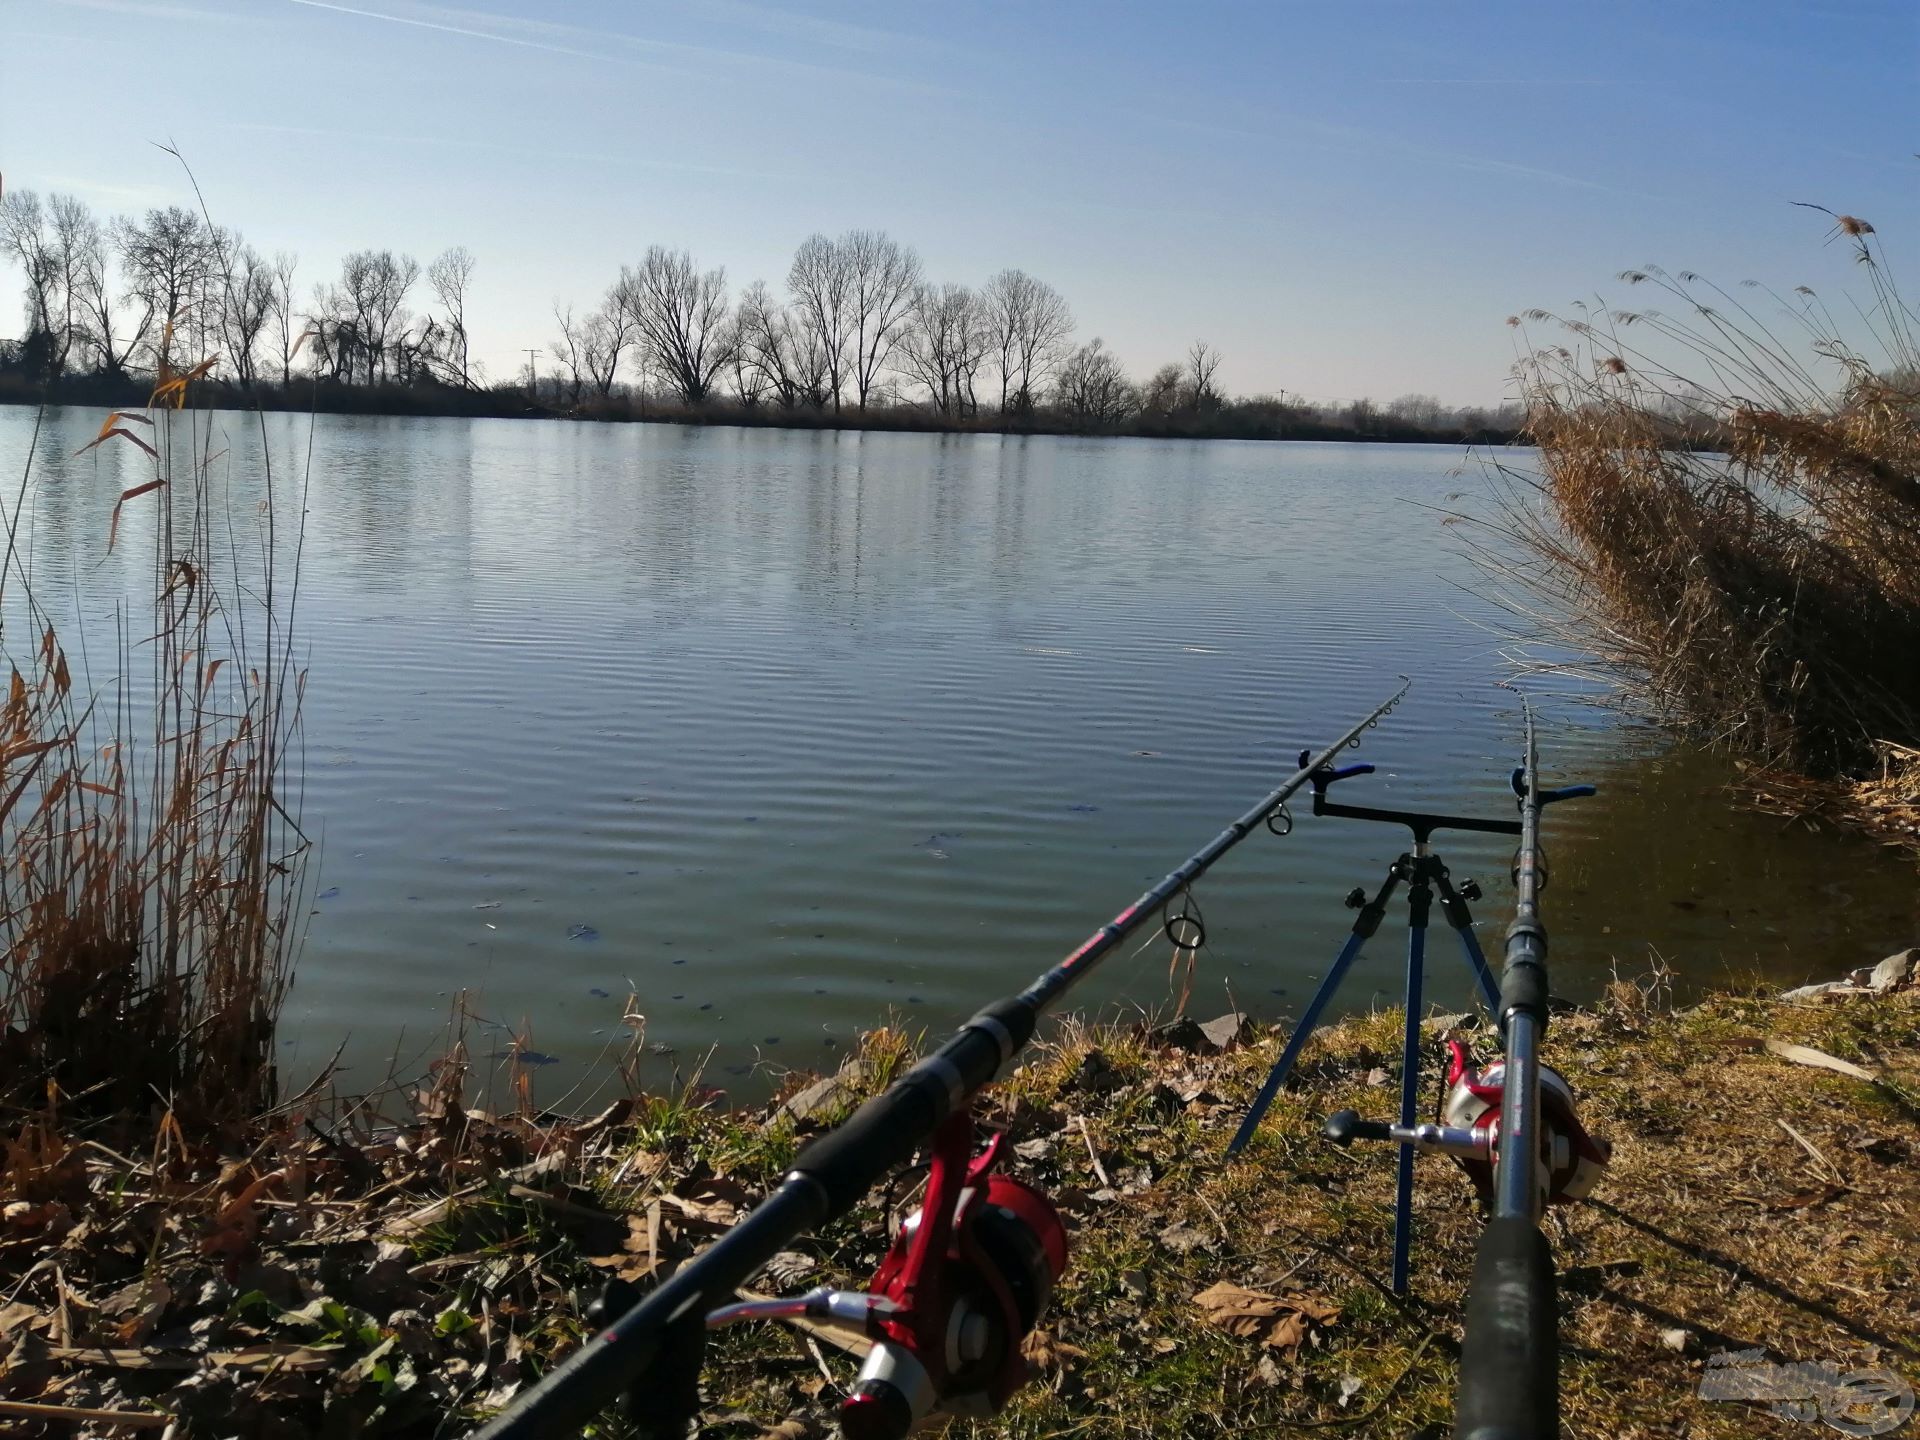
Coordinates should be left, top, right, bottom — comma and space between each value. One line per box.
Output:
6, 408, 1914, 1097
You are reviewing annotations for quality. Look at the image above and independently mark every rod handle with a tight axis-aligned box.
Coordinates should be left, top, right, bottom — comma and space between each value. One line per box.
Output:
1454, 1215, 1558, 1440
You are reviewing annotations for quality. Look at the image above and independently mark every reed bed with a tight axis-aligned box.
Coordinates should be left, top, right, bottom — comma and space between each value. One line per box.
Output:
1467, 209, 1920, 842
0, 328, 309, 1125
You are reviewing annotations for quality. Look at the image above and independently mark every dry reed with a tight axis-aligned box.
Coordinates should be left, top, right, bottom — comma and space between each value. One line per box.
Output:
0, 247, 310, 1124
1462, 207, 1920, 836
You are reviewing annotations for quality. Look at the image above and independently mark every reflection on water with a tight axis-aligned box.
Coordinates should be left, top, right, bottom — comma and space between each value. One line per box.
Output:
3, 408, 1912, 1095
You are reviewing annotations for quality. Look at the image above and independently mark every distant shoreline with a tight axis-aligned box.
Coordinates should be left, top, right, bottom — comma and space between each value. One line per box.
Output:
0, 375, 1524, 448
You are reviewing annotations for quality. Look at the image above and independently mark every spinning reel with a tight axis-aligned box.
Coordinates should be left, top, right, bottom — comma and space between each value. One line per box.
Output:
708, 1107, 1068, 1440
1325, 1038, 1610, 1209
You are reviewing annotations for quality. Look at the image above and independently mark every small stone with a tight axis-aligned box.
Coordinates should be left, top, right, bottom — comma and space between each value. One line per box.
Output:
1119, 1270, 1149, 1299
1157, 1220, 1210, 1255
1782, 981, 1848, 1001
1659, 1327, 1692, 1353
1868, 948, 1916, 994
1070, 1049, 1123, 1094
1150, 1017, 1212, 1053
1198, 1012, 1251, 1051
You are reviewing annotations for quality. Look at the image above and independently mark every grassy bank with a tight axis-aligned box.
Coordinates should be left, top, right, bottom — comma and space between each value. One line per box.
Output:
4, 968, 1914, 1437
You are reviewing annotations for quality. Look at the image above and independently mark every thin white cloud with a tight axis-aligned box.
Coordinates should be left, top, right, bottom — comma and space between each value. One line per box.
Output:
286, 0, 955, 98
1158, 108, 1665, 203
237, 119, 788, 182
51, 0, 242, 19
285, 0, 618, 61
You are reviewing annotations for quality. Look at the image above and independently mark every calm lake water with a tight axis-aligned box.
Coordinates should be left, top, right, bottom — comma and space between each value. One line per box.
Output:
6, 408, 1915, 1095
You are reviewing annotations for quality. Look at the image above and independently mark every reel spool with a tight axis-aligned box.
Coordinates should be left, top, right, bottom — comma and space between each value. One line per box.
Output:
1442, 1038, 1610, 1207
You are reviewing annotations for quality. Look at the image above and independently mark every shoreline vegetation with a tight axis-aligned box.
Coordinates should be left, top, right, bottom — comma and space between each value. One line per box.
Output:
1, 187, 1523, 445
0, 372, 1527, 447
1463, 209, 1920, 853
2, 967, 1914, 1438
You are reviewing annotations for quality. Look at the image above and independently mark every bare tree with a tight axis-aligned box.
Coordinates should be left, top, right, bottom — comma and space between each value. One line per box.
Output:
737, 278, 832, 409
368, 251, 419, 385
1054, 338, 1136, 429
116, 205, 216, 373
844, 229, 921, 411
549, 301, 590, 407
983, 269, 1074, 415
331, 249, 418, 384
786, 233, 851, 412
266, 252, 299, 385
1139, 362, 1184, 418
897, 283, 989, 418
0, 189, 90, 379
212, 232, 276, 388
1185, 340, 1222, 411
307, 280, 356, 383
582, 284, 635, 398
74, 211, 150, 379
427, 245, 477, 388
614, 246, 732, 404
1386, 393, 1444, 428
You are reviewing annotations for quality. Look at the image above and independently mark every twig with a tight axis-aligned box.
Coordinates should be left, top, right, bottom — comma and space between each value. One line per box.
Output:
0, 1399, 172, 1428
1075, 1115, 1111, 1188
1776, 1119, 1844, 1183
803, 1335, 843, 1395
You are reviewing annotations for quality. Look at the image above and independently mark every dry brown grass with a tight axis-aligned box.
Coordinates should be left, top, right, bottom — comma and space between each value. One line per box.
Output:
1464, 210, 1920, 839
0, 338, 309, 1125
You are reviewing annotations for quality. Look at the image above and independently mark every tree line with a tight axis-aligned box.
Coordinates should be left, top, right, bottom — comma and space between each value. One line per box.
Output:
0, 187, 1520, 443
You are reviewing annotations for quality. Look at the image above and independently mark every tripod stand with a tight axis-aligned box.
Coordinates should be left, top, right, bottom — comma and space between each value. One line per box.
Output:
1226, 753, 1523, 1295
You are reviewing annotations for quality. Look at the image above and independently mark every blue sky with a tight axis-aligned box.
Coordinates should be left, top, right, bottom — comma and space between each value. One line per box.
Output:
3, 0, 1915, 404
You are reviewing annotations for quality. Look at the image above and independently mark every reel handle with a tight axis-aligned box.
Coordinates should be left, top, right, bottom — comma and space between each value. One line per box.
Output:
1510, 770, 1595, 806
1298, 750, 1377, 785
1323, 1109, 1391, 1145
1324, 1110, 1492, 1161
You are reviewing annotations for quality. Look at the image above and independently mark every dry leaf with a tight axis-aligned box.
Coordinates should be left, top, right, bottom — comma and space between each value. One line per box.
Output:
666, 1175, 752, 1227
1021, 1328, 1088, 1375
1765, 1040, 1879, 1082
585, 1206, 666, 1284
1192, 1281, 1339, 1352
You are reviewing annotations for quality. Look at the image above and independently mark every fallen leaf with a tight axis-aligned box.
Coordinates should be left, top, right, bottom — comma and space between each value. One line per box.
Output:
1021, 1329, 1088, 1376
1157, 1221, 1211, 1255
1765, 1040, 1879, 1082
1192, 1282, 1339, 1352
586, 1203, 667, 1283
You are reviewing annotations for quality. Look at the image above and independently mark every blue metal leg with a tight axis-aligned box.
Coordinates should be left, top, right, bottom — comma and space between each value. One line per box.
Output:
1392, 920, 1427, 1295
1453, 925, 1500, 1015
1227, 930, 1369, 1156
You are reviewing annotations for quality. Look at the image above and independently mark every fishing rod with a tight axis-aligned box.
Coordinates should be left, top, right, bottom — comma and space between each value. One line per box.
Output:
1453, 699, 1596, 1440
471, 678, 1410, 1440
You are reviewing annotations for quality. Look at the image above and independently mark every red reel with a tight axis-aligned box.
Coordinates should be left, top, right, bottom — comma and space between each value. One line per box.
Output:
840, 1112, 1068, 1440
1443, 1039, 1610, 1207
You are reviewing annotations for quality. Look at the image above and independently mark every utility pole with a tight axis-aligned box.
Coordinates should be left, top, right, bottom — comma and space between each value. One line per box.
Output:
524, 348, 541, 399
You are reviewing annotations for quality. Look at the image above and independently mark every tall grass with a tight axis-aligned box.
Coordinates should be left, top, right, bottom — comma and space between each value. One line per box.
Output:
0, 324, 310, 1124
1473, 209, 1920, 815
